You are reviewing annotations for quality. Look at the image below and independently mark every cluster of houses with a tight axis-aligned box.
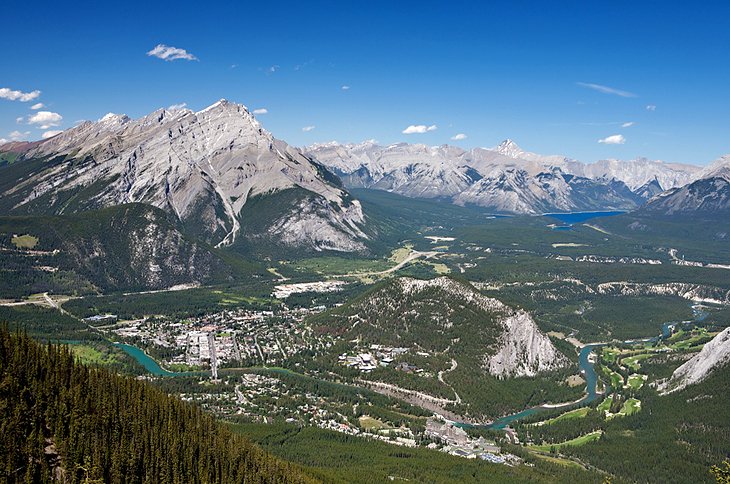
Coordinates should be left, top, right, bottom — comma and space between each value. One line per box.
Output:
338, 344, 417, 373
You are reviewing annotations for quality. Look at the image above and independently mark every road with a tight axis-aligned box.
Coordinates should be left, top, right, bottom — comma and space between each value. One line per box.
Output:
333, 249, 442, 278
437, 358, 461, 404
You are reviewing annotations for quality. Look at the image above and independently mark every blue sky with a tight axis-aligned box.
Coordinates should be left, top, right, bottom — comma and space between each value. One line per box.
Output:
2, 0, 728, 165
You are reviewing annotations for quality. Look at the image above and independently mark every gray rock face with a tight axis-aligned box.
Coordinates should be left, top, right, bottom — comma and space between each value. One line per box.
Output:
1, 100, 366, 252
641, 157, 730, 217
305, 139, 702, 214
659, 327, 730, 394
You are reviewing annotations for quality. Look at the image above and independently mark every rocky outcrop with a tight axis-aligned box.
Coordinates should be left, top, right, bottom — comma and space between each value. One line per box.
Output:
488, 310, 569, 378
659, 327, 730, 394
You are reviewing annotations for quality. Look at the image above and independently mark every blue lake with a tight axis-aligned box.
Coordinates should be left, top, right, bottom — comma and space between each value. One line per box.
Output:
544, 211, 625, 225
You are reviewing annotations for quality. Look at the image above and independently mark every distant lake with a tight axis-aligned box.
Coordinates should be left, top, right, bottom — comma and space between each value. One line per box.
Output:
544, 211, 625, 225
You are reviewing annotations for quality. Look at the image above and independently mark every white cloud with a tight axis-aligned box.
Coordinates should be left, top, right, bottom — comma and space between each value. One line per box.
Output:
621, 122, 635, 128
147, 44, 198, 62
341, 85, 350, 90
27, 111, 63, 129
9, 130, 30, 141
168, 103, 187, 110
0, 138, 7, 144
0, 87, 41, 102
598, 134, 626, 145
646, 104, 657, 111
402, 124, 437, 134
267, 65, 279, 74
450, 133, 467, 141
302, 125, 316, 132
253, 108, 268, 115
16, 117, 24, 124
30, 103, 44, 110
42, 130, 63, 139
577, 82, 636, 98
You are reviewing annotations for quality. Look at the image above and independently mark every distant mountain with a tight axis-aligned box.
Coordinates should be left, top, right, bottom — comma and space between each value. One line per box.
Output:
0, 100, 367, 253
640, 156, 730, 218
659, 326, 730, 394
633, 177, 665, 200
306, 139, 700, 214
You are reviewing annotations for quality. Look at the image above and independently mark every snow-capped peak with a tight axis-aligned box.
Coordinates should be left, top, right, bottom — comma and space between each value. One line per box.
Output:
495, 139, 524, 157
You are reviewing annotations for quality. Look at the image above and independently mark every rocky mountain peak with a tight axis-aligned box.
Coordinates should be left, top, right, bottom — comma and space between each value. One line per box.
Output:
495, 139, 524, 157
1, 99, 367, 252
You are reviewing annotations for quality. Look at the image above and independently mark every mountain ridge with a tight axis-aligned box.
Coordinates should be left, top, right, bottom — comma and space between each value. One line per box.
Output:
0, 100, 367, 253
305, 139, 704, 214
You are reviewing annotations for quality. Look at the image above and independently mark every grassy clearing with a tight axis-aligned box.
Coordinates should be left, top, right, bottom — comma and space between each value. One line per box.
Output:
266, 267, 286, 279
627, 374, 646, 390
358, 415, 390, 430
529, 431, 603, 452
389, 245, 414, 264
422, 260, 451, 274
528, 451, 586, 469
622, 353, 653, 371
531, 407, 590, 426
70, 344, 119, 366
619, 398, 641, 416
597, 395, 613, 413
294, 256, 389, 275
602, 367, 624, 389
11, 234, 39, 249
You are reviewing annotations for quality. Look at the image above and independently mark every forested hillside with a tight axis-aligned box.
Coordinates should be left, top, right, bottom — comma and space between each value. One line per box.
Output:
0, 328, 312, 483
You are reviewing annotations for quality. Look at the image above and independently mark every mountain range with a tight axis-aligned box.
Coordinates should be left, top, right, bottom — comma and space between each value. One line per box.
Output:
305, 139, 707, 214
2, 99, 729, 269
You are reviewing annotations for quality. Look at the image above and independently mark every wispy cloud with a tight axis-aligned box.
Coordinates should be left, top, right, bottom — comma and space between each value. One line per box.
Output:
42, 130, 63, 139
9, 130, 30, 141
402, 124, 437, 134
302, 125, 315, 132
30, 102, 44, 110
294, 59, 314, 71
147, 44, 198, 62
598, 134, 626, 145
253, 108, 268, 115
0, 87, 41, 102
577, 82, 636, 98
341, 85, 350, 91
27, 111, 63, 129
621, 121, 635, 128
451, 133, 467, 141
267, 65, 280, 74
646, 104, 657, 111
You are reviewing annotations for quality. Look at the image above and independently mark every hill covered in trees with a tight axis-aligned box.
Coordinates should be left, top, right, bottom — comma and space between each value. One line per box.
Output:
0, 327, 312, 483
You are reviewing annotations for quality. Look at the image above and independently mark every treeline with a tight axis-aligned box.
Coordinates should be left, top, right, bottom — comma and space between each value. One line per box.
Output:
63, 285, 277, 320
0, 328, 313, 483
